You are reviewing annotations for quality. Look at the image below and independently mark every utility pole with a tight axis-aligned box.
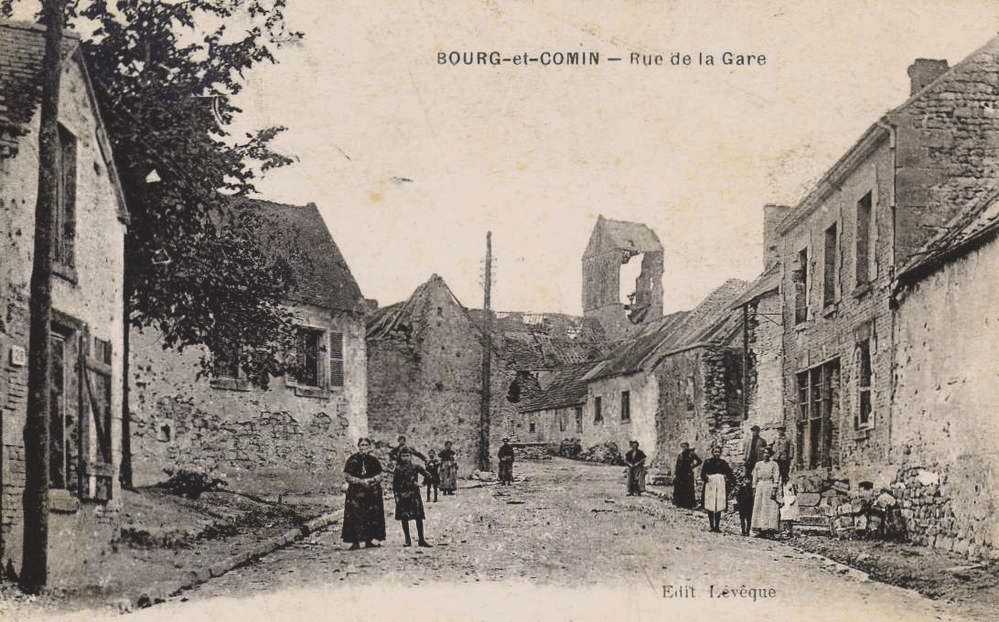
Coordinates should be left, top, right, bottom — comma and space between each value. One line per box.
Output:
478, 231, 492, 472
21, 0, 67, 593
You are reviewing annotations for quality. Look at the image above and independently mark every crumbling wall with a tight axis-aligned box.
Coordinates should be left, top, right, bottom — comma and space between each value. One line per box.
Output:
129, 305, 367, 493
891, 239, 999, 559
744, 289, 785, 435
367, 281, 522, 473
654, 346, 743, 471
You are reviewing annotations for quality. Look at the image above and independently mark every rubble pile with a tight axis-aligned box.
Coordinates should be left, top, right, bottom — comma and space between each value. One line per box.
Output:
557, 438, 582, 459
513, 444, 554, 461
578, 441, 625, 466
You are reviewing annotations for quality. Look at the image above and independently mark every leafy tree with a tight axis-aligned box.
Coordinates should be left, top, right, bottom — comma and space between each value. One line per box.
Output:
3, 0, 307, 380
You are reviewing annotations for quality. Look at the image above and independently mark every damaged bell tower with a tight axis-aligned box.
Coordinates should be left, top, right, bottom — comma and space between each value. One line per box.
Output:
581, 215, 664, 340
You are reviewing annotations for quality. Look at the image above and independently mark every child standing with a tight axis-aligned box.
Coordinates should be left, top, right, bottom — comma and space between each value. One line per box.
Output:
735, 475, 754, 536
425, 450, 441, 502
780, 481, 799, 538
392, 448, 432, 547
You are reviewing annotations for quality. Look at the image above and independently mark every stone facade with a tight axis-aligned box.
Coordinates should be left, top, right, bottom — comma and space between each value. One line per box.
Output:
367, 275, 524, 473
128, 303, 367, 492
128, 200, 369, 494
891, 230, 999, 559
0, 23, 127, 580
582, 372, 658, 461
654, 346, 744, 470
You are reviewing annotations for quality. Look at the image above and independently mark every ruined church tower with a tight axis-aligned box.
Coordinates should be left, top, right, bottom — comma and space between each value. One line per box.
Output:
581, 216, 665, 340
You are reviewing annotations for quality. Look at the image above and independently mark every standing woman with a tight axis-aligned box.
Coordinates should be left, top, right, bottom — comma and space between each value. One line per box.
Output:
700, 445, 734, 532
392, 448, 433, 547
672, 442, 702, 509
341, 437, 386, 550
625, 441, 647, 496
439, 440, 458, 495
497, 438, 515, 486
751, 446, 782, 537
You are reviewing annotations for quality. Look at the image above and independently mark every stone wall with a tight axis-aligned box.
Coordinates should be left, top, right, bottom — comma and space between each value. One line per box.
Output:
129, 304, 367, 493
583, 372, 658, 463
521, 405, 583, 445
893, 37, 999, 267
779, 142, 896, 484
367, 281, 521, 473
0, 47, 126, 578
891, 237, 999, 559
654, 346, 743, 470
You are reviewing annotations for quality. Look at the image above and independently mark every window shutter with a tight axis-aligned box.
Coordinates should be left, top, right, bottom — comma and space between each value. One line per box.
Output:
330, 332, 344, 387
82, 335, 114, 501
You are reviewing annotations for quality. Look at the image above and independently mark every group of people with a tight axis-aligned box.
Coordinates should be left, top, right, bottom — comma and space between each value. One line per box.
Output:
340, 435, 519, 550
669, 424, 798, 538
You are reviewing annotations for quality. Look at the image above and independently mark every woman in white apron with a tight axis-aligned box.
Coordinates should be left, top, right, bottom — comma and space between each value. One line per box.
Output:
751, 447, 782, 536
700, 445, 734, 532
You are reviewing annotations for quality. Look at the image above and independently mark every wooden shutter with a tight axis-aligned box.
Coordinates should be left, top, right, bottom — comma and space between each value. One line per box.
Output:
83, 335, 114, 501
330, 331, 344, 387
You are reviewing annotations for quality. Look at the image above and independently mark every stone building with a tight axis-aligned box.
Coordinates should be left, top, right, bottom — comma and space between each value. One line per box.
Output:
727, 205, 790, 448
366, 274, 533, 472
129, 200, 368, 494
0, 21, 129, 580
581, 216, 664, 341
776, 38, 999, 489
889, 189, 999, 560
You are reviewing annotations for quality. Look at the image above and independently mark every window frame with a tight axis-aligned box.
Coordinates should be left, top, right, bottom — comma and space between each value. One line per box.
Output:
593, 396, 603, 424
794, 247, 809, 324
54, 123, 78, 272
620, 390, 631, 422
855, 191, 873, 288
823, 222, 839, 308
856, 339, 873, 429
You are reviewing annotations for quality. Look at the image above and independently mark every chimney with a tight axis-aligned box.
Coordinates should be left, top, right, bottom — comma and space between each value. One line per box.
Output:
907, 58, 949, 96
763, 204, 792, 271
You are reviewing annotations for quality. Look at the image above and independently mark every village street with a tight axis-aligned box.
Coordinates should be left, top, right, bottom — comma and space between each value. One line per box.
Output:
74, 458, 975, 622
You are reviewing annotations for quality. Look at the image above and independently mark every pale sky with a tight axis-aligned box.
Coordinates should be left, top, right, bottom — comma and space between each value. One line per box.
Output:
27, 1, 999, 314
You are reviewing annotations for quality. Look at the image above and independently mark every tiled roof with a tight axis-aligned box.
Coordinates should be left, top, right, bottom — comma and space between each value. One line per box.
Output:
599, 217, 663, 252
518, 362, 601, 413
728, 263, 781, 310
0, 20, 79, 132
896, 186, 999, 287
468, 309, 612, 370
235, 198, 363, 312
591, 279, 749, 380
366, 274, 458, 340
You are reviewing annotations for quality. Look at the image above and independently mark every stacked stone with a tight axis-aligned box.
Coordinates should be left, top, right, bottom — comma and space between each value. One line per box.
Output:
891, 467, 993, 560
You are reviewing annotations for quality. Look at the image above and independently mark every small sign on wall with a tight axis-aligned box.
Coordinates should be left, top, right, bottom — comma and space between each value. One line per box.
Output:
9, 345, 26, 367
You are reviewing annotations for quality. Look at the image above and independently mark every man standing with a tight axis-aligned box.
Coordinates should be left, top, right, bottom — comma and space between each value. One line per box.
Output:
390, 435, 427, 465
742, 425, 766, 479
772, 425, 794, 484
497, 437, 515, 485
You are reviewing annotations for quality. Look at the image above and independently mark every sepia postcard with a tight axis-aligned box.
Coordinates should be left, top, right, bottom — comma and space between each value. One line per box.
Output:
0, 1, 997, 621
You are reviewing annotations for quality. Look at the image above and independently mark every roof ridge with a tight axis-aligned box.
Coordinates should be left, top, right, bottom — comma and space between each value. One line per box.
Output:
0, 18, 82, 39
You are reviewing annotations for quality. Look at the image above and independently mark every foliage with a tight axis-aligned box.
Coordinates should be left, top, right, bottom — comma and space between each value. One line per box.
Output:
158, 467, 228, 500
3, 0, 307, 381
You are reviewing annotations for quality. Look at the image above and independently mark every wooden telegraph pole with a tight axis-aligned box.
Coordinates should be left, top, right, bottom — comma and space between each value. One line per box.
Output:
478, 232, 493, 472
21, 0, 68, 593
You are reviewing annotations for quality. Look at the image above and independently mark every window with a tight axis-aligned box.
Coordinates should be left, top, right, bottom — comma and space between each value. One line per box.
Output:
855, 192, 872, 286
86, 335, 114, 500
295, 328, 323, 387
795, 358, 840, 470
213, 340, 241, 379
559, 412, 566, 432
857, 339, 873, 428
329, 331, 344, 387
54, 124, 77, 268
529, 421, 537, 433
823, 223, 838, 308
684, 374, 695, 411
621, 390, 631, 422
574, 406, 583, 432
794, 248, 808, 324
50, 332, 68, 489
594, 396, 603, 423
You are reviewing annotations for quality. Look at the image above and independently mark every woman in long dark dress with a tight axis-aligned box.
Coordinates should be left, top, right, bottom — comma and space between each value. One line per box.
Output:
392, 448, 432, 547
341, 437, 386, 550
701, 445, 735, 533
497, 438, 515, 485
672, 442, 702, 508
439, 441, 458, 495
625, 441, 647, 496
